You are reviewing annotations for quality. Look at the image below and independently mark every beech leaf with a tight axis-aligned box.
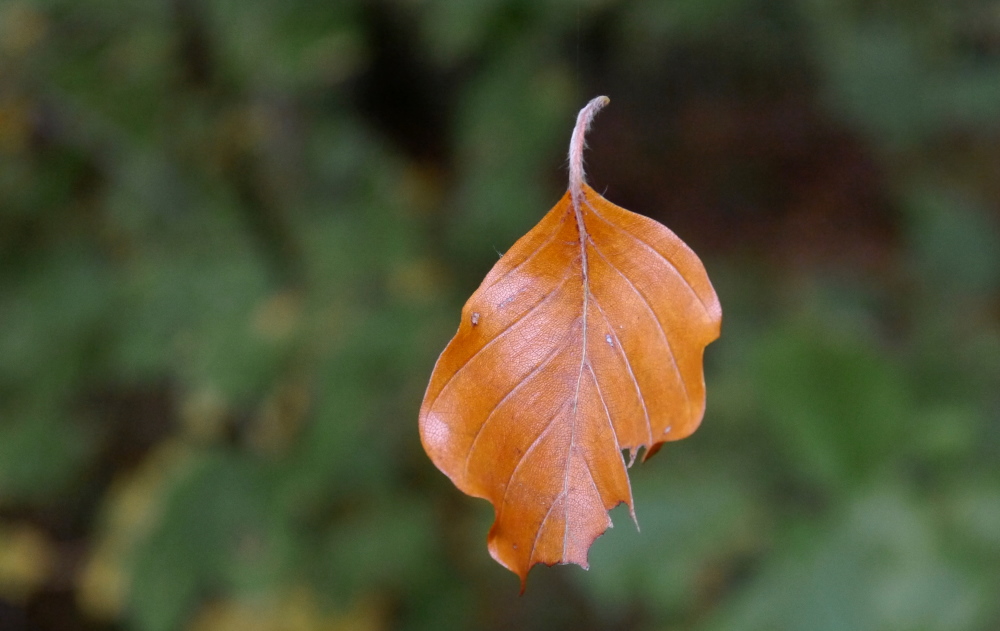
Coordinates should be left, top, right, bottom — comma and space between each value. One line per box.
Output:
419, 96, 722, 589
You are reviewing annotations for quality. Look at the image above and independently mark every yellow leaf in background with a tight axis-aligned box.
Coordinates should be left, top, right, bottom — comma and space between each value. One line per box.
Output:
0, 3, 47, 56
0, 523, 55, 602
77, 441, 195, 620
187, 587, 383, 631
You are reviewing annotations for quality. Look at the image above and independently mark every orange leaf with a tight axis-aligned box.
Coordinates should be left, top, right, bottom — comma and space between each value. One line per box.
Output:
419, 97, 722, 589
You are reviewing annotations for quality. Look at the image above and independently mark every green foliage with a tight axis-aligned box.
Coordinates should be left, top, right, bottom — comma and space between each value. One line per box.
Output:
2, 0, 999, 629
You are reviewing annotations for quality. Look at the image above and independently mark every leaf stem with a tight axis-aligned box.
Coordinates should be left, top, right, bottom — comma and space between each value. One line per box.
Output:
568, 95, 610, 206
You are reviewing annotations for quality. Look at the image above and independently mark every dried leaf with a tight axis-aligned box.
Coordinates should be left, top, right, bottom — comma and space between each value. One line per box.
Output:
419, 97, 722, 588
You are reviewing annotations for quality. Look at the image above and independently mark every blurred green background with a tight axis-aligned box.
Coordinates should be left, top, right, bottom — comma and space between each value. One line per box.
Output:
2, 0, 1000, 629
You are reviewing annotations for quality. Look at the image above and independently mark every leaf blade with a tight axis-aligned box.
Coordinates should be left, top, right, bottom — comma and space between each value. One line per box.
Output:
419, 109, 721, 587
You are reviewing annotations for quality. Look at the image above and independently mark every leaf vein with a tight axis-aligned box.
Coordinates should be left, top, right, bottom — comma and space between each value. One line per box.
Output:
590, 294, 654, 446
586, 362, 632, 507
589, 242, 692, 410
425, 270, 574, 414
463, 324, 579, 478
584, 197, 711, 316
529, 489, 565, 567
482, 210, 570, 294
498, 399, 571, 546
565, 194, 591, 562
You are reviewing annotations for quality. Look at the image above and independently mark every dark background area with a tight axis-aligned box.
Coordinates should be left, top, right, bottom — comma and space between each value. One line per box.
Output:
2, 0, 999, 629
